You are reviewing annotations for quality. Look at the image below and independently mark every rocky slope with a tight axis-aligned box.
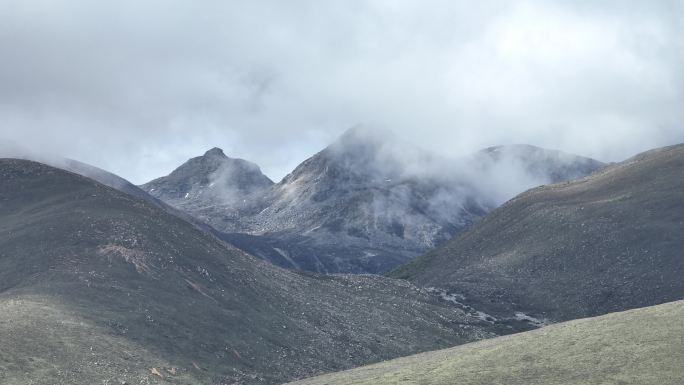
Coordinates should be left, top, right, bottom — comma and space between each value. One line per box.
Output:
142, 147, 274, 216
392, 143, 684, 322
290, 299, 684, 385
0, 159, 524, 385
142, 129, 604, 273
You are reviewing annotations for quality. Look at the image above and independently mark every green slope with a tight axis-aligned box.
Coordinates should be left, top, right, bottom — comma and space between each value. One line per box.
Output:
290, 299, 684, 385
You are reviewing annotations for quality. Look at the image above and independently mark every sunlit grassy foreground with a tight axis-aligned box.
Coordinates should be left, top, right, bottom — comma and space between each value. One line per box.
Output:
290, 299, 684, 385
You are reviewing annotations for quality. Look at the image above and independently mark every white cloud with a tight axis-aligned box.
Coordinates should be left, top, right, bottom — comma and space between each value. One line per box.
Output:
0, 0, 682, 183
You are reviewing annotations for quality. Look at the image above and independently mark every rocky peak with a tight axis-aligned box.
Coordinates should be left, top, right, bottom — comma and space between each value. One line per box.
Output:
140, 148, 273, 201
281, 127, 410, 188
329, 126, 387, 151
203, 147, 227, 158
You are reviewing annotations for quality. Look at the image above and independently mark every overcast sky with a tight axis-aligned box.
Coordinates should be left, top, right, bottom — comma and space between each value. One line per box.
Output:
1, 1, 683, 184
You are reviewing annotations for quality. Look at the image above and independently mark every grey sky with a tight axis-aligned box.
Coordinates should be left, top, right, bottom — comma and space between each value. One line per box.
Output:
1, 0, 683, 184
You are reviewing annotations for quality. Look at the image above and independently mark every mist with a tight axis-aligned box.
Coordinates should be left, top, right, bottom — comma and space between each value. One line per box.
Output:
1, 1, 683, 184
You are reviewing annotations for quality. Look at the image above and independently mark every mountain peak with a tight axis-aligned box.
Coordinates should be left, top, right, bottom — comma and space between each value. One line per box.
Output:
281, 127, 403, 186
203, 147, 227, 158
140, 148, 273, 202
332, 126, 393, 150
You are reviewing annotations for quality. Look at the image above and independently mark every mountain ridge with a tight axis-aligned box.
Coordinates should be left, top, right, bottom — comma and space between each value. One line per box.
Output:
140, 130, 605, 273
391, 142, 684, 321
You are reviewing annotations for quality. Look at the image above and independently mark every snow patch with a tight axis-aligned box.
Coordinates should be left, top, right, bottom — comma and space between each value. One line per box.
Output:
303, 224, 322, 235
514, 312, 550, 327
426, 288, 551, 328
273, 247, 301, 270
426, 287, 497, 323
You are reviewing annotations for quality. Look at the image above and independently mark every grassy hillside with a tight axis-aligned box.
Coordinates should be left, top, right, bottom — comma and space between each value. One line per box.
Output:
0, 159, 514, 385
290, 299, 684, 385
391, 143, 684, 321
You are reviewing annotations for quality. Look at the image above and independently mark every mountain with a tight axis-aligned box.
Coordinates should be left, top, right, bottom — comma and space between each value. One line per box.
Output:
0, 141, 165, 209
476, 144, 605, 183
141, 129, 604, 273
289, 299, 684, 385
391, 143, 684, 322
216, 128, 494, 273
0, 158, 523, 385
469, 144, 607, 204
142, 147, 274, 220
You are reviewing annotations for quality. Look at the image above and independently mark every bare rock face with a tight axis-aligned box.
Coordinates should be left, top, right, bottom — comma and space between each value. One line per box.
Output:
141, 129, 604, 273
392, 143, 684, 322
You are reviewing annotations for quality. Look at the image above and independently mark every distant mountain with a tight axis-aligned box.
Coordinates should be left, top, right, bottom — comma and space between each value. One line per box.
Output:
476, 144, 605, 183
469, 144, 607, 204
219, 128, 495, 272
141, 128, 605, 273
392, 143, 684, 322
0, 159, 518, 385
290, 299, 684, 385
141, 147, 274, 221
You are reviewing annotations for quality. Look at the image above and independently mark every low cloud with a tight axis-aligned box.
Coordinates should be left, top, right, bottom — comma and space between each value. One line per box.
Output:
1, 1, 682, 183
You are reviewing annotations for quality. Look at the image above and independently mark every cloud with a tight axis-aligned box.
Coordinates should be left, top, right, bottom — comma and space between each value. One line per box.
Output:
0, 0, 682, 183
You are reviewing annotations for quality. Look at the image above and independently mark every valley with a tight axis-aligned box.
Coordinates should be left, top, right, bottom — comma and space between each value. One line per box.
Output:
1, 139, 681, 385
